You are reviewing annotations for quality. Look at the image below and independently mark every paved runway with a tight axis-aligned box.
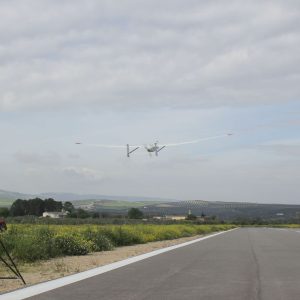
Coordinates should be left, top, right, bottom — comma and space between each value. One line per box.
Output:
18, 228, 300, 299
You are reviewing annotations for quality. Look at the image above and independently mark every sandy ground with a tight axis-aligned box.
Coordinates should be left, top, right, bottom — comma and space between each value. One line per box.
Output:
0, 234, 203, 294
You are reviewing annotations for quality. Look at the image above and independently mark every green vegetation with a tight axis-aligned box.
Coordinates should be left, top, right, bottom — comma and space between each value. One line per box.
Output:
0, 199, 14, 207
10, 198, 63, 216
0, 207, 9, 217
0, 224, 235, 262
72, 199, 162, 210
128, 208, 144, 219
4, 197, 300, 224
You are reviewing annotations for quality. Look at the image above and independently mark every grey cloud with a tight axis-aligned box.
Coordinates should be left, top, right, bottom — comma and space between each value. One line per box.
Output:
258, 141, 300, 157
0, 1, 299, 111
14, 151, 61, 165
4, 140, 300, 203
62, 166, 106, 182
67, 153, 81, 160
90, 148, 300, 203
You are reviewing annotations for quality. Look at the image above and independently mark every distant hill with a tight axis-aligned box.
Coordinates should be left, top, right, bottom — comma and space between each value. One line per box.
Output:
1, 189, 299, 221
74, 199, 300, 221
73, 199, 165, 211
0, 189, 174, 207
140, 200, 300, 221
0, 189, 33, 200
38, 192, 174, 202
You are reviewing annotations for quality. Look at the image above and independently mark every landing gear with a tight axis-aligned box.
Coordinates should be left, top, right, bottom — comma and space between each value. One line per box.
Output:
127, 144, 140, 157
154, 142, 166, 156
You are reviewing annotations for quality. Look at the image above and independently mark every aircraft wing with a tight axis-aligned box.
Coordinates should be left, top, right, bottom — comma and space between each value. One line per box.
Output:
75, 143, 142, 148
163, 133, 232, 147
75, 133, 232, 149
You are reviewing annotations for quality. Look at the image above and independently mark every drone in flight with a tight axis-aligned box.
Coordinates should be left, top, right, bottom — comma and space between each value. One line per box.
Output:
75, 133, 233, 157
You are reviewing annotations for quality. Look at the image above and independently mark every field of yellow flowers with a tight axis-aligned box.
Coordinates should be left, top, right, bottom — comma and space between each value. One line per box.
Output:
0, 224, 235, 262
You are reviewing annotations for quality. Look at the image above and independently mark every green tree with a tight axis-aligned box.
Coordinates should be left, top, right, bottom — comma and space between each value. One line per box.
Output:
27, 198, 45, 216
10, 199, 28, 216
44, 198, 63, 212
63, 201, 75, 213
128, 208, 144, 219
10, 198, 63, 217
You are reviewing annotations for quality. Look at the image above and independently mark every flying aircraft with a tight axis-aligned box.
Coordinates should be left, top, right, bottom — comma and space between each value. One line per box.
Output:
75, 133, 233, 157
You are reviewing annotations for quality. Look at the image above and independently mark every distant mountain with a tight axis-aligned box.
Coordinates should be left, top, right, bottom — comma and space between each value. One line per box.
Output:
38, 192, 174, 202
1, 189, 300, 220
0, 189, 33, 200
0, 189, 174, 203
71, 199, 300, 221
140, 200, 300, 221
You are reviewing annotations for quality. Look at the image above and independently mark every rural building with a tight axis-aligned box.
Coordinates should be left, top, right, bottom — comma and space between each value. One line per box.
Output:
153, 216, 163, 220
165, 215, 186, 221
153, 215, 187, 221
42, 210, 69, 218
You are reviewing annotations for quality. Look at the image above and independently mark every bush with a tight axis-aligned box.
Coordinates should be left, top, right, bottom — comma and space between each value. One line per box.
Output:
12, 235, 49, 262
153, 227, 181, 240
1, 226, 60, 262
0, 223, 236, 263
54, 234, 92, 256
82, 228, 114, 251
99, 226, 145, 246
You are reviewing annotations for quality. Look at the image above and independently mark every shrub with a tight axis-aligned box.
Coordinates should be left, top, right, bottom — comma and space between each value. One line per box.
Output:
0, 223, 236, 263
54, 234, 92, 256
12, 235, 48, 262
99, 226, 145, 246
1, 226, 60, 262
82, 228, 114, 251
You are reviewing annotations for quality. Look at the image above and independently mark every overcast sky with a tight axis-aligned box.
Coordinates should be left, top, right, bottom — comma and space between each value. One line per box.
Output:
0, 0, 299, 203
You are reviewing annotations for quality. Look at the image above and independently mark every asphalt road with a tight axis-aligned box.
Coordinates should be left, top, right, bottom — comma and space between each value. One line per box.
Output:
27, 228, 300, 300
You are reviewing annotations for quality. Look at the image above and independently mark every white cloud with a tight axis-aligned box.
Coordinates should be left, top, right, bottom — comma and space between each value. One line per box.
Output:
62, 166, 106, 182
258, 138, 300, 157
0, 1, 299, 204
0, 0, 299, 112
14, 151, 61, 165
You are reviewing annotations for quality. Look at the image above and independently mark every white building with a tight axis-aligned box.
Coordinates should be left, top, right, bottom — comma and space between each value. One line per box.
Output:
42, 210, 69, 218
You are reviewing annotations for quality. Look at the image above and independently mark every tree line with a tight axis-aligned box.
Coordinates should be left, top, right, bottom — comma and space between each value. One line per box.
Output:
0, 198, 74, 217
0, 200, 146, 220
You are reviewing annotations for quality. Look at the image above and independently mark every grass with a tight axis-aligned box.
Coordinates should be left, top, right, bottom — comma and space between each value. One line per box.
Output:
0, 224, 236, 263
0, 198, 164, 209
73, 199, 164, 210
0, 199, 14, 207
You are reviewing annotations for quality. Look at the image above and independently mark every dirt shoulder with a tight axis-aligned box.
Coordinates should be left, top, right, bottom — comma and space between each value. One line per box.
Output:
0, 234, 204, 294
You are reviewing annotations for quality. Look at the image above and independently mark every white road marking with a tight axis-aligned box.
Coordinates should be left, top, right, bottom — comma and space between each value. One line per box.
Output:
0, 228, 237, 300
269, 228, 300, 233
272, 228, 300, 232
